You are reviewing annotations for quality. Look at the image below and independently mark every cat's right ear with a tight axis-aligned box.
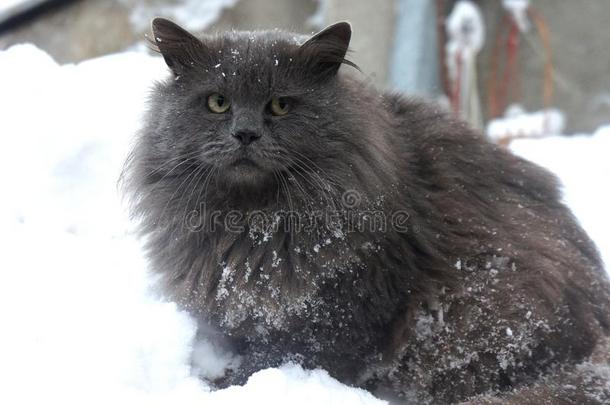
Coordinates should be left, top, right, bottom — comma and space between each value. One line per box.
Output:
299, 21, 358, 78
150, 18, 209, 76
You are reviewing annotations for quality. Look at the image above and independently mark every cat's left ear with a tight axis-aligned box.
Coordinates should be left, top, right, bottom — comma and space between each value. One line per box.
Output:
151, 17, 209, 76
299, 21, 357, 77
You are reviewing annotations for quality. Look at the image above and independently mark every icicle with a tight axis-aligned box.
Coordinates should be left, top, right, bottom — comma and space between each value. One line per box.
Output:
445, 0, 485, 128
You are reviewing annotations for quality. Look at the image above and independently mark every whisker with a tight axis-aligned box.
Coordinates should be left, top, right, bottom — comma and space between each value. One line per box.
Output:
127, 152, 202, 203
144, 149, 202, 178
290, 148, 341, 187
193, 165, 218, 215
275, 155, 339, 212
180, 164, 212, 223
157, 163, 205, 224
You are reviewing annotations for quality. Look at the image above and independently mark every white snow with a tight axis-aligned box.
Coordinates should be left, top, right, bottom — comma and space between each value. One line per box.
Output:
487, 104, 566, 141
446, 0, 485, 52
0, 44, 384, 405
0, 0, 29, 11
119, 0, 239, 32
0, 43, 607, 404
511, 126, 610, 269
445, 1, 485, 127
501, 0, 531, 32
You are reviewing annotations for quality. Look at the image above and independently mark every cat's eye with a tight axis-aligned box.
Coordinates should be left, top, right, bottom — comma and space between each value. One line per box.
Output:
269, 97, 290, 116
207, 93, 231, 113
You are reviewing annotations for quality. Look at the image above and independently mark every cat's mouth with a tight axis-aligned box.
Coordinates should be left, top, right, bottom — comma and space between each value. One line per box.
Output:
232, 157, 258, 168
227, 148, 264, 170
222, 152, 273, 188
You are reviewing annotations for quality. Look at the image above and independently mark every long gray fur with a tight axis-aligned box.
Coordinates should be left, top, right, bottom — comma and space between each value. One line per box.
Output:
123, 19, 610, 404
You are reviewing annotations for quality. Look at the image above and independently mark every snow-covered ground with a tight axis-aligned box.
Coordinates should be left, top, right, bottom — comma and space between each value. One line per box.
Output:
511, 127, 610, 269
0, 44, 607, 404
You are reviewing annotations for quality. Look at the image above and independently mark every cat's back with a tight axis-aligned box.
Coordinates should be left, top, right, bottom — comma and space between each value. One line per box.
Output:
375, 91, 610, 403
384, 91, 608, 307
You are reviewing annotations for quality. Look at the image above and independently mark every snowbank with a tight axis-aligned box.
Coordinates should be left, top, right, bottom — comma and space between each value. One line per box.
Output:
0, 44, 607, 404
511, 127, 610, 269
0, 45, 384, 405
487, 104, 566, 141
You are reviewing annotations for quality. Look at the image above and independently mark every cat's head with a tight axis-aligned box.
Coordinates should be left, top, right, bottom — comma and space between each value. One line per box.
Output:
130, 18, 402, 222
143, 19, 360, 193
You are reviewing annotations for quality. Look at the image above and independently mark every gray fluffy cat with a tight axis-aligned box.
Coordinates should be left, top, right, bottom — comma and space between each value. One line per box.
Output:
124, 18, 610, 404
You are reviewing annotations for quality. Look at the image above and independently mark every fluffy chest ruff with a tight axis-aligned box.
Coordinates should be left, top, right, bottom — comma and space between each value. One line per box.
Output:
152, 210, 415, 380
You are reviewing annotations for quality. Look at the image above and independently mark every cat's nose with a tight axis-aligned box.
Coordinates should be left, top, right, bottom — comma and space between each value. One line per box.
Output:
232, 130, 261, 146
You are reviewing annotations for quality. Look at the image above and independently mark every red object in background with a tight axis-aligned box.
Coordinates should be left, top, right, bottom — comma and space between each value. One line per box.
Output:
499, 18, 521, 115
435, 0, 452, 98
450, 48, 463, 116
487, 5, 554, 120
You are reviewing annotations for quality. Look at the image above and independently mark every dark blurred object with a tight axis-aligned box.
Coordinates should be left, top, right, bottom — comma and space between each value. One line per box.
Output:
0, 0, 78, 33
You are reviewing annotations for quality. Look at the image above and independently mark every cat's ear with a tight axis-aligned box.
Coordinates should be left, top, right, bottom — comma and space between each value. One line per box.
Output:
299, 21, 357, 77
150, 17, 209, 76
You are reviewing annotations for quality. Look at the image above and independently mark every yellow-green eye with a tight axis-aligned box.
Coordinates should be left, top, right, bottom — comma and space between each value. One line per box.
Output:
269, 97, 290, 116
207, 93, 230, 113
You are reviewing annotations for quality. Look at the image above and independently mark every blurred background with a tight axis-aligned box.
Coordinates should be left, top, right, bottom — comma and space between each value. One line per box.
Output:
1, 0, 609, 137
